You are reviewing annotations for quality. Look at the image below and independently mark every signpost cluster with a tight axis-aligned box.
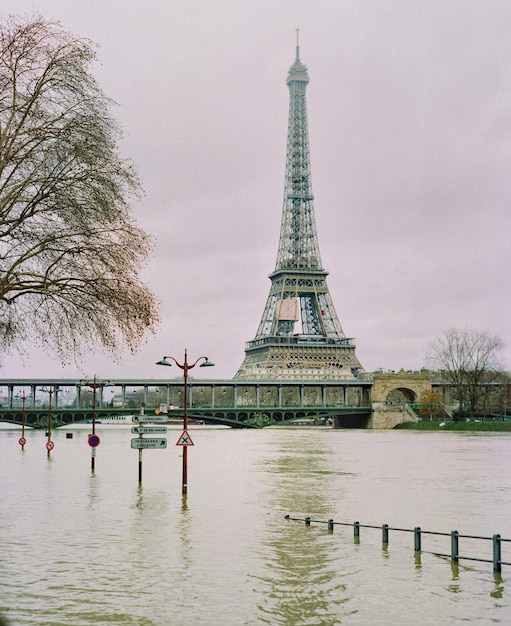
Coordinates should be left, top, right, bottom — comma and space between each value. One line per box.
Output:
131, 413, 168, 484
131, 412, 195, 485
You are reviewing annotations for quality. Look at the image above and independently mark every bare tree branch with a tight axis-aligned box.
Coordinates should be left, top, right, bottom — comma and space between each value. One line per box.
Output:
426, 328, 504, 416
0, 14, 159, 363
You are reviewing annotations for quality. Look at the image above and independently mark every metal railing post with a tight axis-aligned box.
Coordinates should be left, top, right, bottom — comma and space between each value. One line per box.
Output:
451, 530, 459, 563
414, 527, 422, 552
493, 534, 502, 573
354, 521, 360, 539
382, 524, 389, 546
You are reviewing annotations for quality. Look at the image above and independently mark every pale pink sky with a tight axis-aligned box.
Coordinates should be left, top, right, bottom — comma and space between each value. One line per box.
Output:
2, 0, 510, 380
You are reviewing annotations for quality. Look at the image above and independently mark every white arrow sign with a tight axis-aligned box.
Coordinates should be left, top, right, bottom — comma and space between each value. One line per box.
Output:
131, 426, 168, 434
131, 438, 167, 449
132, 415, 169, 423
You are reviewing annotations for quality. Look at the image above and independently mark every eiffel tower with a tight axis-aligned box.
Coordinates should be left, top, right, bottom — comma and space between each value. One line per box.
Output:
235, 40, 364, 381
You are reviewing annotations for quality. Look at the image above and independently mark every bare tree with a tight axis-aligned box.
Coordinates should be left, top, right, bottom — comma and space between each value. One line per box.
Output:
426, 328, 504, 417
0, 14, 159, 363
418, 389, 443, 421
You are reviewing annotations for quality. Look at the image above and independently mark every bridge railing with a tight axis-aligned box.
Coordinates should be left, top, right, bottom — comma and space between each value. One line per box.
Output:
285, 515, 511, 573
403, 403, 419, 422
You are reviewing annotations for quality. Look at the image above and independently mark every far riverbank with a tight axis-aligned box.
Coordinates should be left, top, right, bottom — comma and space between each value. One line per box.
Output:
395, 421, 511, 432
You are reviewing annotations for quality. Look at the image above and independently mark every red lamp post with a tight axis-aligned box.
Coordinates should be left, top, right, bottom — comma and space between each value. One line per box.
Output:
157, 349, 214, 495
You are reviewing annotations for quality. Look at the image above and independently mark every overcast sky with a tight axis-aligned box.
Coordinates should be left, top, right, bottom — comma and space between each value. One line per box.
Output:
2, 0, 510, 381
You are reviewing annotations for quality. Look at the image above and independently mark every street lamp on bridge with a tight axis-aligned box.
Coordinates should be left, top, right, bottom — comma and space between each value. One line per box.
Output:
156, 350, 214, 496
77, 376, 113, 472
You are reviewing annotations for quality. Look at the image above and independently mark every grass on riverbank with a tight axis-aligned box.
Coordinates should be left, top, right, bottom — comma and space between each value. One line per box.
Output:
395, 421, 511, 432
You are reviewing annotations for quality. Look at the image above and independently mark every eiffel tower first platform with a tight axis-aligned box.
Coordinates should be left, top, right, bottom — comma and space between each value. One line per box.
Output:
235, 42, 364, 382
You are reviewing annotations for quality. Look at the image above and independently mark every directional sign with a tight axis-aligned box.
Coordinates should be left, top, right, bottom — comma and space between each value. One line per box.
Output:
131, 438, 167, 449
131, 426, 167, 434
176, 430, 194, 446
132, 415, 168, 423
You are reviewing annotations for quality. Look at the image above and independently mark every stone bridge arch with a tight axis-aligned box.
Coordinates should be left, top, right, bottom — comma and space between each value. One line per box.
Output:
371, 371, 432, 405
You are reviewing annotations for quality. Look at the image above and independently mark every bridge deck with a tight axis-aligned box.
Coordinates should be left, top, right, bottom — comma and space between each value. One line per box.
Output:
0, 405, 373, 429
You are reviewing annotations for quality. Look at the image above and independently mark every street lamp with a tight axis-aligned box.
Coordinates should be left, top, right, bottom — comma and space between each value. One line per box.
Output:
41, 386, 60, 458
156, 349, 214, 495
77, 376, 113, 472
15, 391, 30, 450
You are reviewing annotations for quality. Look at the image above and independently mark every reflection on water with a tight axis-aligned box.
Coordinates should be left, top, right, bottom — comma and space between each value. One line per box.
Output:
0, 428, 510, 624
255, 520, 349, 625
253, 436, 349, 625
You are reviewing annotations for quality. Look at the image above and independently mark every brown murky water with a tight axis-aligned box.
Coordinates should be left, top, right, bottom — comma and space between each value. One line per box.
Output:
0, 426, 510, 625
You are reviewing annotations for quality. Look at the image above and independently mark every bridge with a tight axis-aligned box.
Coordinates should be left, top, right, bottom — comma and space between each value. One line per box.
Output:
0, 372, 450, 429
0, 378, 373, 429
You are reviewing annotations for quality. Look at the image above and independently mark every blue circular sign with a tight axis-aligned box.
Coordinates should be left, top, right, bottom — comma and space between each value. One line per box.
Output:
88, 434, 101, 448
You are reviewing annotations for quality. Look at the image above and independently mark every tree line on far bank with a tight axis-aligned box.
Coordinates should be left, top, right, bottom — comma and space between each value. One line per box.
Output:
424, 328, 509, 420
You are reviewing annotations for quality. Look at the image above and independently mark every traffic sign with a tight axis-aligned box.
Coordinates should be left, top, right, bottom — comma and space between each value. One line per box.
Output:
18, 437, 26, 446
155, 404, 176, 414
88, 434, 101, 448
132, 415, 168, 423
130, 438, 167, 449
131, 426, 167, 434
176, 430, 194, 446
46, 441, 54, 451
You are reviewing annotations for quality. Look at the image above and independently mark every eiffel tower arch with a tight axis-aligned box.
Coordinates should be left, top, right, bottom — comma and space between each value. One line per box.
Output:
235, 41, 364, 382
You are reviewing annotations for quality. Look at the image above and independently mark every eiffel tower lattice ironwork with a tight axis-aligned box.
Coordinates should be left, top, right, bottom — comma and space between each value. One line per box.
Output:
235, 41, 364, 381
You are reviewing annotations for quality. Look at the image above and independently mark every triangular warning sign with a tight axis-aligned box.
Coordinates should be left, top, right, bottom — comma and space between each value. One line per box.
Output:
176, 430, 194, 446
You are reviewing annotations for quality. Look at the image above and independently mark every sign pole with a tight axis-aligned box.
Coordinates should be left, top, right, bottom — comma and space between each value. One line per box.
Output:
44, 386, 55, 458
47, 389, 51, 457
131, 413, 168, 485
91, 377, 97, 472
78, 376, 112, 473
138, 448, 143, 484
182, 356, 188, 495
138, 414, 143, 484
18, 392, 28, 450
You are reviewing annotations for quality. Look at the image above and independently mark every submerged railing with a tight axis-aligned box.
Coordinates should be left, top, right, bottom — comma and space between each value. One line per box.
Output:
285, 515, 511, 573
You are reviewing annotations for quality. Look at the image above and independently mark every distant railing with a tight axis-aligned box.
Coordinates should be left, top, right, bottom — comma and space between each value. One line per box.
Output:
403, 403, 419, 421
245, 336, 356, 349
285, 515, 511, 573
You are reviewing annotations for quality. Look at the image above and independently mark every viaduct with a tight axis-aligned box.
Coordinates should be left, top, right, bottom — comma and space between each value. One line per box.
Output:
0, 371, 436, 429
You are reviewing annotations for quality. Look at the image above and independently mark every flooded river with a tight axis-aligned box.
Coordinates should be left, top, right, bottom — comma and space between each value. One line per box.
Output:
0, 426, 510, 624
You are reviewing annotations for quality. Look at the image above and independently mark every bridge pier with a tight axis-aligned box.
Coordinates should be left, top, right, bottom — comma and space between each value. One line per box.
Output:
368, 402, 419, 429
